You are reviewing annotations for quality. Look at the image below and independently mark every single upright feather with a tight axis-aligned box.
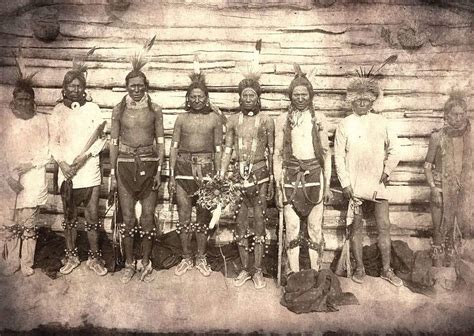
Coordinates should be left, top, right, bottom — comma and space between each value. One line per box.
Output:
193, 54, 201, 75
243, 39, 263, 82
293, 63, 304, 77
373, 54, 398, 76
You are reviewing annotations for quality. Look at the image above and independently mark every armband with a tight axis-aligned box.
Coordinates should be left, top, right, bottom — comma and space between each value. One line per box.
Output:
172, 141, 179, 149
157, 137, 164, 144
110, 168, 115, 176
423, 162, 433, 170
111, 138, 119, 146
268, 147, 274, 155
215, 145, 222, 153
224, 146, 233, 154
157, 165, 162, 172
269, 175, 274, 181
170, 169, 175, 177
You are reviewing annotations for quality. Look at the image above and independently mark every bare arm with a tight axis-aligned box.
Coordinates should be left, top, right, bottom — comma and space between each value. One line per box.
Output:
266, 117, 275, 181
219, 117, 235, 177
109, 104, 121, 174
213, 114, 224, 173
169, 116, 182, 178
154, 104, 165, 175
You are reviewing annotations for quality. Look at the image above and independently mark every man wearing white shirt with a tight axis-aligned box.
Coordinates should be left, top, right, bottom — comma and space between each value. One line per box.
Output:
0, 76, 49, 277
49, 67, 107, 276
334, 77, 402, 287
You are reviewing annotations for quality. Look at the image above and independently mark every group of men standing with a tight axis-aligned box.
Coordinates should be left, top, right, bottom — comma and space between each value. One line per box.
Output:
0, 52, 471, 291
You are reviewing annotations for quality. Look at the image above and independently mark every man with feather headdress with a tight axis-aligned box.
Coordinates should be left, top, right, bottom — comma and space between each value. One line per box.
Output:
273, 64, 332, 274
168, 55, 224, 277
109, 36, 164, 283
424, 91, 473, 268
49, 48, 108, 277
219, 40, 275, 289
0, 51, 50, 277
334, 56, 403, 287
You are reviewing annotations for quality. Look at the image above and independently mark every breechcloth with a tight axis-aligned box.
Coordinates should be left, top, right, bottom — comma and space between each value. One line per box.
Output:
233, 160, 270, 249
117, 143, 159, 201
283, 157, 323, 218
175, 152, 214, 234
60, 182, 100, 231
175, 152, 214, 195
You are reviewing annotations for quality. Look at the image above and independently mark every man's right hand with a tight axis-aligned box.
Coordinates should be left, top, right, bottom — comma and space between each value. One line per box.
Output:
58, 161, 75, 180
430, 188, 442, 207
342, 186, 354, 200
168, 176, 176, 196
6, 176, 23, 194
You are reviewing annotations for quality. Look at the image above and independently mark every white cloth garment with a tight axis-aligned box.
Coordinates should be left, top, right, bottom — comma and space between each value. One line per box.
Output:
0, 112, 50, 211
49, 102, 105, 189
334, 112, 399, 200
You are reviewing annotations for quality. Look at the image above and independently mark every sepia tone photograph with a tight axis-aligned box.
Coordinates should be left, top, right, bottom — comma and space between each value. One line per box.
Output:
0, 0, 472, 334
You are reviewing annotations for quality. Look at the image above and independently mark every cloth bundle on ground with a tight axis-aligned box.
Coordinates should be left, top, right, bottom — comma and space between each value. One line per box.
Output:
281, 269, 358, 314
331, 240, 438, 294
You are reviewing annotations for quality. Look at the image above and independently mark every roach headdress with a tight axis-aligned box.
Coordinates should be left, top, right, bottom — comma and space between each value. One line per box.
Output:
444, 90, 468, 115
185, 54, 211, 112
288, 63, 314, 100
238, 39, 262, 97
125, 35, 156, 86
62, 46, 97, 89
187, 54, 209, 97
346, 55, 398, 103
13, 49, 38, 98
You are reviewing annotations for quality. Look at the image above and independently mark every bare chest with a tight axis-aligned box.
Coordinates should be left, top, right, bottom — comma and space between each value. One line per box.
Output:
181, 114, 216, 135
121, 108, 155, 132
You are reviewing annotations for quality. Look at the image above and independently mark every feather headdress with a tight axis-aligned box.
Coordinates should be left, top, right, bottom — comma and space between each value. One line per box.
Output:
72, 46, 97, 77
62, 46, 97, 88
239, 39, 262, 96
130, 35, 156, 73
346, 54, 398, 103
185, 54, 211, 112
444, 89, 468, 114
188, 54, 207, 90
13, 49, 38, 96
289, 63, 314, 99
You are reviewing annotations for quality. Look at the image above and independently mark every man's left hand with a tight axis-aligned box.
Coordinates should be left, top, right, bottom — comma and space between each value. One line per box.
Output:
380, 172, 389, 186
266, 181, 275, 201
152, 174, 161, 191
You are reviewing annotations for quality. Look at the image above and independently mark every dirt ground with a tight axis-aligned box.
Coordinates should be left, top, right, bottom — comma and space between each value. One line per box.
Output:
0, 264, 473, 334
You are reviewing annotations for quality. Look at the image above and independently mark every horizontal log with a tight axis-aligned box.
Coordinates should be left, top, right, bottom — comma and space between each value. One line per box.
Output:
0, 64, 471, 95
6, 2, 471, 31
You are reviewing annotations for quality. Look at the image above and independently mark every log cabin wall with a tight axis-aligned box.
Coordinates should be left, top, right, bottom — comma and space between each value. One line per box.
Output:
0, 0, 472, 263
